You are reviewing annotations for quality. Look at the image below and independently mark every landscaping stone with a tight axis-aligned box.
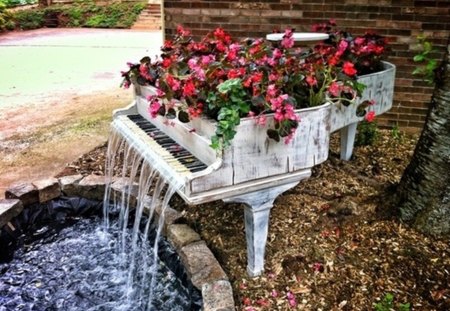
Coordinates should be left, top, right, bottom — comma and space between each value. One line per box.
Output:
76, 175, 107, 201
33, 178, 61, 203
180, 240, 228, 290
142, 195, 183, 234
202, 280, 235, 311
167, 224, 201, 251
0, 199, 24, 228
5, 182, 38, 206
59, 174, 84, 196
111, 177, 139, 207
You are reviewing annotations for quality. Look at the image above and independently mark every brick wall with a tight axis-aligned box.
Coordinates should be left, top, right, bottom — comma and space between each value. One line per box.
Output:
163, 0, 450, 130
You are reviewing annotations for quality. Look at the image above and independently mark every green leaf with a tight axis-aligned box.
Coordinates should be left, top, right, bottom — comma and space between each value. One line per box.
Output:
267, 129, 280, 142
166, 108, 176, 119
178, 110, 190, 123
210, 135, 221, 150
140, 56, 150, 64
413, 54, 424, 62
157, 105, 166, 116
399, 303, 411, 311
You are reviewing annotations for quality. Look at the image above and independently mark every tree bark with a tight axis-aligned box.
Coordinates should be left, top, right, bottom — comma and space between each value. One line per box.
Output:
396, 43, 450, 236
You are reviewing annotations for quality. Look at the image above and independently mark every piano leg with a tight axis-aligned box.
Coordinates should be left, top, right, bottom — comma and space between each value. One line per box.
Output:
224, 180, 303, 277
340, 122, 357, 161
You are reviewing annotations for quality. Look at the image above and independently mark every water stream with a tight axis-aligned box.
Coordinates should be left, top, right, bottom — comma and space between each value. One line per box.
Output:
0, 125, 201, 310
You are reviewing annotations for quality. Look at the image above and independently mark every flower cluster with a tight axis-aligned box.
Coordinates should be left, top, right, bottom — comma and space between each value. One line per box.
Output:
312, 19, 388, 75
122, 23, 386, 149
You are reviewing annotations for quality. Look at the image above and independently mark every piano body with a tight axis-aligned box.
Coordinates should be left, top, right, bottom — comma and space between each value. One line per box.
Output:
112, 85, 331, 276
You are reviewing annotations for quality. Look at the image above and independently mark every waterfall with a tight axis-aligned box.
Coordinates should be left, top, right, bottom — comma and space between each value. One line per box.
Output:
102, 125, 182, 310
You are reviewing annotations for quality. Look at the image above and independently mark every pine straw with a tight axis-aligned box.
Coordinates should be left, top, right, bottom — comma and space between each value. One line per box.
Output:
61, 130, 450, 311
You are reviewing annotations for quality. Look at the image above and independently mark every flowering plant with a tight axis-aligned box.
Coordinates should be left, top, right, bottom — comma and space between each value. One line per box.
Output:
122, 24, 386, 150
312, 19, 388, 75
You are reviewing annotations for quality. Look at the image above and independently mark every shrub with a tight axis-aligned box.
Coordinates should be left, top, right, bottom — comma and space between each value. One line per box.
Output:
355, 120, 379, 146
9, 1, 145, 30
0, 1, 15, 31
13, 8, 44, 29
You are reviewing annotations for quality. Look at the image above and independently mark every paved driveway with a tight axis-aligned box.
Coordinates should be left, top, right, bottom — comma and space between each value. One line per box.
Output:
0, 28, 163, 108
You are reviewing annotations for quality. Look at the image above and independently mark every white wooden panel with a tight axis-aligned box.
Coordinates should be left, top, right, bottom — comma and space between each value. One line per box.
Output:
330, 61, 396, 132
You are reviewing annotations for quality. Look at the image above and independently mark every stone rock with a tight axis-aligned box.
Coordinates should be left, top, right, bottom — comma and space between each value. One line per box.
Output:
59, 174, 84, 196
167, 224, 201, 251
180, 241, 228, 290
76, 175, 107, 201
33, 178, 61, 203
5, 182, 38, 206
110, 177, 139, 207
202, 280, 235, 311
156, 204, 183, 227
327, 199, 360, 217
0, 199, 24, 228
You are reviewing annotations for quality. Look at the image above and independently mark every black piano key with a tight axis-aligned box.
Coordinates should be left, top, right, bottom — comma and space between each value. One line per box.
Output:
126, 115, 207, 173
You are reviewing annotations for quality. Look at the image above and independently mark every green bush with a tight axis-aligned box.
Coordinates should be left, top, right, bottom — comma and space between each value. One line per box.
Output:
374, 293, 410, 311
355, 120, 379, 147
13, 8, 44, 29
9, 1, 146, 30
3, 0, 37, 8
0, 1, 13, 31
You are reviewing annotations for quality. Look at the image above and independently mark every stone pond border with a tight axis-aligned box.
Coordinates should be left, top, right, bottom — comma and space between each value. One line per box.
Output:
1, 175, 235, 311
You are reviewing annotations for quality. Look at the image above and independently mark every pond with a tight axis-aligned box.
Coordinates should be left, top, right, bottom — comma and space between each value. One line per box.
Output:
0, 197, 202, 311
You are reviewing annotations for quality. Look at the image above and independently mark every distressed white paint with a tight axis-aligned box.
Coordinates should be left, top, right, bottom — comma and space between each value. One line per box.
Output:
330, 61, 396, 160
223, 181, 304, 276
130, 92, 331, 198
113, 62, 395, 276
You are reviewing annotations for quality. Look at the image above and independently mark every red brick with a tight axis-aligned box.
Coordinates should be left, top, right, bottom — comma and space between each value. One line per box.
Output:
164, 0, 449, 130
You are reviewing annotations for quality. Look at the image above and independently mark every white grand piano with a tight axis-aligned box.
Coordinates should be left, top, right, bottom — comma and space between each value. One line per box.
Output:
112, 84, 331, 277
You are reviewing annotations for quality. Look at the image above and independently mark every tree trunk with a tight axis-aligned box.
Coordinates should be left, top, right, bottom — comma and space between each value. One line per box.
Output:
396, 43, 450, 236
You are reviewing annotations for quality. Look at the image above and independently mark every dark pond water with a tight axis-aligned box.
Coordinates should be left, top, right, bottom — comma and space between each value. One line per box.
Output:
0, 199, 201, 311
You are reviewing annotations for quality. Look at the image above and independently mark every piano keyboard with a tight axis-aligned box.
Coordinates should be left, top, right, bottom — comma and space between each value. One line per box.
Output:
126, 114, 208, 173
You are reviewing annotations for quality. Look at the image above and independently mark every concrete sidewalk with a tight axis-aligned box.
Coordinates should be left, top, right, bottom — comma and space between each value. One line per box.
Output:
0, 28, 163, 109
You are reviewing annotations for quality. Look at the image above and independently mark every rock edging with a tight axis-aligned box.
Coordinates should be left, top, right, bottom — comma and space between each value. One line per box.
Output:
3, 174, 235, 311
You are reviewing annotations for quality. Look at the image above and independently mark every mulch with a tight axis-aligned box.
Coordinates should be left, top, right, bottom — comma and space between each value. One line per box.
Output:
58, 130, 450, 311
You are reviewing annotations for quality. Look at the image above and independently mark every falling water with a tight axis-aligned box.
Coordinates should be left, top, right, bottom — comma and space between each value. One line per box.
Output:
101, 122, 190, 310
0, 123, 201, 310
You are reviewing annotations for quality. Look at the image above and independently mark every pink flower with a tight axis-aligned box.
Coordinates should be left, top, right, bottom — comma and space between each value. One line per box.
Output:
337, 40, 349, 56
256, 115, 267, 126
271, 289, 279, 298
306, 75, 317, 87
312, 262, 324, 272
166, 74, 181, 91
267, 84, 278, 98
286, 291, 297, 308
148, 100, 161, 118
176, 25, 190, 36
281, 29, 295, 49
284, 128, 296, 144
365, 111, 376, 122
201, 55, 215, 65
272, 48, 282, 59
354, 37, 365, 45
328, 81, 341, 97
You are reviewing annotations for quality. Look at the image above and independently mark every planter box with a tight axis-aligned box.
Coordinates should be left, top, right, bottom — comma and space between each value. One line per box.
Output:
132, 86, 332, 198
329, 61, 396, 160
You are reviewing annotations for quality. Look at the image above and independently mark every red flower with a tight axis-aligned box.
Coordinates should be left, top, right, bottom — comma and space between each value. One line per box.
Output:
343, 61, 357, 76
182, 79, 196, 97
176, 25, 190, 36
161, 57, 172, 68
227, 68, 245, 79
365, 111, 376, 122
306, 75, 317, 87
